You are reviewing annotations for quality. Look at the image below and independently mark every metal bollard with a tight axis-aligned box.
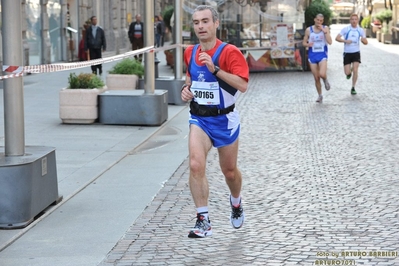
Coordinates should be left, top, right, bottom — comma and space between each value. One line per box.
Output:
154, 57, 160, 78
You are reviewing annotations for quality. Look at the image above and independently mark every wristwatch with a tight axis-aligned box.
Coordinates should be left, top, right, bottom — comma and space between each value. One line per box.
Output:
212, 66, 220, 76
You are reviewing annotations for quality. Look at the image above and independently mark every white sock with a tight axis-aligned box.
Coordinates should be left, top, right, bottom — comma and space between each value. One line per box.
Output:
196, 206, 209, 220
230, 195, 241, 207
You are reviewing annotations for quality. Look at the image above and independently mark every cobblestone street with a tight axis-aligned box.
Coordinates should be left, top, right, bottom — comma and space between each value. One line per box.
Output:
99, 26, 399, 266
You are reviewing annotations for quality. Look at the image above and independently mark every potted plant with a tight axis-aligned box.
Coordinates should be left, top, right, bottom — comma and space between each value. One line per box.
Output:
106, 58, 144, 90
379, 9, 393, 43
59, 73, 106, 124
164, 48, 174, 68
375, 12, 385, 42
361, 15, 372, 37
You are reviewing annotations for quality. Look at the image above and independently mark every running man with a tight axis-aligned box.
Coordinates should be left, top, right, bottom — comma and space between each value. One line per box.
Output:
303, 13, 332, 103
335, 13, 368, 95
181, 5, 249, 238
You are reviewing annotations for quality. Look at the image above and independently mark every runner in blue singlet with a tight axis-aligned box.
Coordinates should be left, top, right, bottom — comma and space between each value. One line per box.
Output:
303, 13, 332, 103
181, 5, 249, 239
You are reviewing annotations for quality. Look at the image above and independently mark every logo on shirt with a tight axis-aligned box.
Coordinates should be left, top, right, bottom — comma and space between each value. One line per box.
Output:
197, 72, 205, 82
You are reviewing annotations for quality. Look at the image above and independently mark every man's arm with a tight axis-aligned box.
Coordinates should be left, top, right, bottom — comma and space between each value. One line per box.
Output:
215, 49, 248, 93
360, 30, 368, 45
141, 22, 144, 40
181, 49, 194, 102
84, 28, 89, 51
302, 27, 310, 47
335, 31, 350, 44
181, 76, 193, 102
212, 67, 248, 93
128, 23, 133, 42
323, 26, 332, 45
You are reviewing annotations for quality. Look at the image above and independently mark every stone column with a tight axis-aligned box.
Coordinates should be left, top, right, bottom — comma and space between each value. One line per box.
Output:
21, 1, 30, 68
121, 0, 128, 50
113, 0, 121, 54
154, 0, 159, 17
0, 5, 3, 67
59, 0, 68, 62
78, 0, 90, 55
40, 0, 51, 64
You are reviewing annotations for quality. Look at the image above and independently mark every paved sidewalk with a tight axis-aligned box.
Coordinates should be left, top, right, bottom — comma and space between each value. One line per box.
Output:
1, 25, 399, 265
99, 26, 399, 265
0, 44, 187, 264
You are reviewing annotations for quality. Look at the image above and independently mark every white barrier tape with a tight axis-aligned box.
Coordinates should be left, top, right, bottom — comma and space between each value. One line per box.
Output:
1, 46, 155, 80
1, 41, 302, 80
0, 72, 25, 80
2, 66, 24, 74
151, 43, 182, 53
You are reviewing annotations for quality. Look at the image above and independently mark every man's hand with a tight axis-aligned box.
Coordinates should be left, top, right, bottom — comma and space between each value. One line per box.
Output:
198, 52, 216, 73
181, 84, 194, 102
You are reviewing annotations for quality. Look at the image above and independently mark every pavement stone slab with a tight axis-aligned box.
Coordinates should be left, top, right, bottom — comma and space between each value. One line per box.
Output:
99, 26, 399, 265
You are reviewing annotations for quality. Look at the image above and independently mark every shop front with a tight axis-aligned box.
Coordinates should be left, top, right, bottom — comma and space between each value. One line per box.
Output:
183, 0, 309, 72
24, 0, 63, 64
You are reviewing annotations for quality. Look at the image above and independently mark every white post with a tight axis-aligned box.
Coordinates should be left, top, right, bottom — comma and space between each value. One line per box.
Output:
2, 0, 25, 156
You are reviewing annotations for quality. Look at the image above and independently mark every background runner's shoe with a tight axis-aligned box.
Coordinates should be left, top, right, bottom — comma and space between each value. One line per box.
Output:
230, 199, 245, 229
351, 87, 357, 95
188, 213, 212, 238
347, 67, 353, 79
316, 95, 323, 103
324, 80, 331, 91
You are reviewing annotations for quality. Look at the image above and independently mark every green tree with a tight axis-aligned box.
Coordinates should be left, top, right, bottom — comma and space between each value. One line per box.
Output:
162, 5, 174, 32
305, 0, 332, 28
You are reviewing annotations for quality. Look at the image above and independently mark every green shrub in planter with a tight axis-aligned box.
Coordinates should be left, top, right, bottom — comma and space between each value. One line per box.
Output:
375, 9, 393, 34
305, 0, 332, 28
378, 9, 393, 25
108, 58, 144, 77
68, 73, 104, 89
361, 15, 371, 29
162, 5, 174, 32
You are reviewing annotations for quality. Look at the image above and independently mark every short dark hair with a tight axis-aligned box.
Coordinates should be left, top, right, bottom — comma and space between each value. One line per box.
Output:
193, 5, 219, 22
90, 16, 96, 21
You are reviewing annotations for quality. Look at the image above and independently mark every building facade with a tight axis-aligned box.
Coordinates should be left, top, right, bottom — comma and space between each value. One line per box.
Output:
0, 0, 171, 66
0, 0, 312, 71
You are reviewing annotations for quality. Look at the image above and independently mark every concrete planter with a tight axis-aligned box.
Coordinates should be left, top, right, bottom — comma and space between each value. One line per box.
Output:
164, 50, 174, 67
106, 74, 139, 90
138, 77, 186, 105
382, 33, 392, 44
365, 28, 372, 37
99, 90, 168, 126
376, 31, 382, 42
59, 87, 107, 124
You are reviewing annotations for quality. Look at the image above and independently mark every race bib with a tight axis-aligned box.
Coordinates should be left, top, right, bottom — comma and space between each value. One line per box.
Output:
348, 34, 359, 45
190, 81, 220, 105
313, 40, 324, 52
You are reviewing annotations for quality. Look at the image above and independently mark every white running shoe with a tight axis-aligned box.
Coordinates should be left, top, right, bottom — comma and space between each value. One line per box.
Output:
188, 213, 212, 238
230, 199, 245, 229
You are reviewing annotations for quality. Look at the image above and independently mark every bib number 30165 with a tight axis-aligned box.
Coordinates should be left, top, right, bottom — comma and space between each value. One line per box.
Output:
191, 81, 220, 105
